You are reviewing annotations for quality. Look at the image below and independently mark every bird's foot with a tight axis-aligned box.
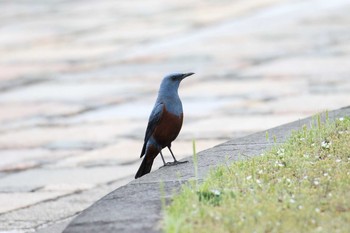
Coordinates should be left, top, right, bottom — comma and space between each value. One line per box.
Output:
167, 160, 189, 166
159, 160, 188, 169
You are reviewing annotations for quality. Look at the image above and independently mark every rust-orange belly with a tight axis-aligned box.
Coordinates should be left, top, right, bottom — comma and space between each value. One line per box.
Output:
152, 107, 183, 148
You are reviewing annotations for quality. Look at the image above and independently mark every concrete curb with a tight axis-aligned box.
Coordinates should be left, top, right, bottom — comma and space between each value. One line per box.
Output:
63, 106, 350, 233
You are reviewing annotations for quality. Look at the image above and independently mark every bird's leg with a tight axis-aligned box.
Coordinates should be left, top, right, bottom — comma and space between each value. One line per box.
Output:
159, 151, 167, 166
167, 147, 188, 165
159, 148, 188, 169
159, 151, 173, 168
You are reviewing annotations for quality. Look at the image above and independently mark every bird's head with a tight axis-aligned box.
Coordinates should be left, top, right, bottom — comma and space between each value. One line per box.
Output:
159, 72, 194, 95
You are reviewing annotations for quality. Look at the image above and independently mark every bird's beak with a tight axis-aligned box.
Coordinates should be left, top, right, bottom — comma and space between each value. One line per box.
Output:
181, 72, 195, 79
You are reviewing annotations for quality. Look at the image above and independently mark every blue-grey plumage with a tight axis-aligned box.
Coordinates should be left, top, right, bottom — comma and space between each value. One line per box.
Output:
135, 72, 194, 179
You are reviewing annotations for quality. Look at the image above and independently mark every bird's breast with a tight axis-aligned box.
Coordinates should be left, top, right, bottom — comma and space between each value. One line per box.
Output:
152, 106, 183, 147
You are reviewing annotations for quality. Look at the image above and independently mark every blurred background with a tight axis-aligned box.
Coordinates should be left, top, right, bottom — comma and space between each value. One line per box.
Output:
0, 0, 350, 232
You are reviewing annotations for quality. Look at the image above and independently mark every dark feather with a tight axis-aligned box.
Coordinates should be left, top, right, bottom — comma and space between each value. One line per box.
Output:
140, 102, 164, 158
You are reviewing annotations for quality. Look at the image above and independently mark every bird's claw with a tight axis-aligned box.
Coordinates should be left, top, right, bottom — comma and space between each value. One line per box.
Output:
159, 160, 188, 169
167, 160, 189, 166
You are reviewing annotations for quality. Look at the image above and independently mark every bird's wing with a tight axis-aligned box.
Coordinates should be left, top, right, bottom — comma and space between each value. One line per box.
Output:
140, 102, 164, 158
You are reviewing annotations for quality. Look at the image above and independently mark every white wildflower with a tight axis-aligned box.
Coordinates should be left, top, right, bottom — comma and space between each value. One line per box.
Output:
321, 140, 331, 149
339, 117, 344, 121
275, 160, 285, 167
211, 189, 221, 196
246, 175, 252, 180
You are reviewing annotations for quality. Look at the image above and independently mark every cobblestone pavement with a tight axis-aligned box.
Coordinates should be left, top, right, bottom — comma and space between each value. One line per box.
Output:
0, 0, 350, 232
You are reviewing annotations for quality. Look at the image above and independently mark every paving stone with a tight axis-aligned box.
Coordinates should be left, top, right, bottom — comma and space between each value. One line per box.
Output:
35, 217, 73, 233
242, 56, 350, 78
0, 166, 136, 193
181, 78, 302, 99
0, 123, 127, 148
0, 63, 64, 84
182, 114, 309, 139
0, 191, 71, 214
0, 103, 83, 123
255, 94, 350, 114
0, 148, 78, 172
51, 140, 142, 168
11, 45, 116, 63
0, 82, 140, 103
66, 100, 155, 123
0, 219, 46, 232
308, 78, 350, 94
182, 97, 235, 117
0, 176, 132, 232
0, 173, 6, 179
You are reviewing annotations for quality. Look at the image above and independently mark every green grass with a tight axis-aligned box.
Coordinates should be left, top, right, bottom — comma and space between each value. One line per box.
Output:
163, 115, 350, 233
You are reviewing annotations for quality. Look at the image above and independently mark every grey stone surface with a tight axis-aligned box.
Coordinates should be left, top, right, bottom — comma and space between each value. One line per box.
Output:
0, 166, 136, 192
36, 218, 73, 233
63, 106, 350, 233
0, 176, 132, 232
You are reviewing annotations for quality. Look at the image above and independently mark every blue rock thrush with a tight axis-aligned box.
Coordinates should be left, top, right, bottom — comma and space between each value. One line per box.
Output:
135, 72, 194, 179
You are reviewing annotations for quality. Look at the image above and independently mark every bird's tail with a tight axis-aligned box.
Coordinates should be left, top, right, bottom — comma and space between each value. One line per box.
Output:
135, 155, 154, 179
135, 144, 160, 179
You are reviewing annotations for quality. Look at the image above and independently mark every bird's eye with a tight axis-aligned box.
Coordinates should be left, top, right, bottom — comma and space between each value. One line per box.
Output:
171, 76, 176, 81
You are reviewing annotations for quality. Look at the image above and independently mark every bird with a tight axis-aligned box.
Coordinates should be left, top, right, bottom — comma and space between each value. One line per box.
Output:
135, 72, 194, 179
